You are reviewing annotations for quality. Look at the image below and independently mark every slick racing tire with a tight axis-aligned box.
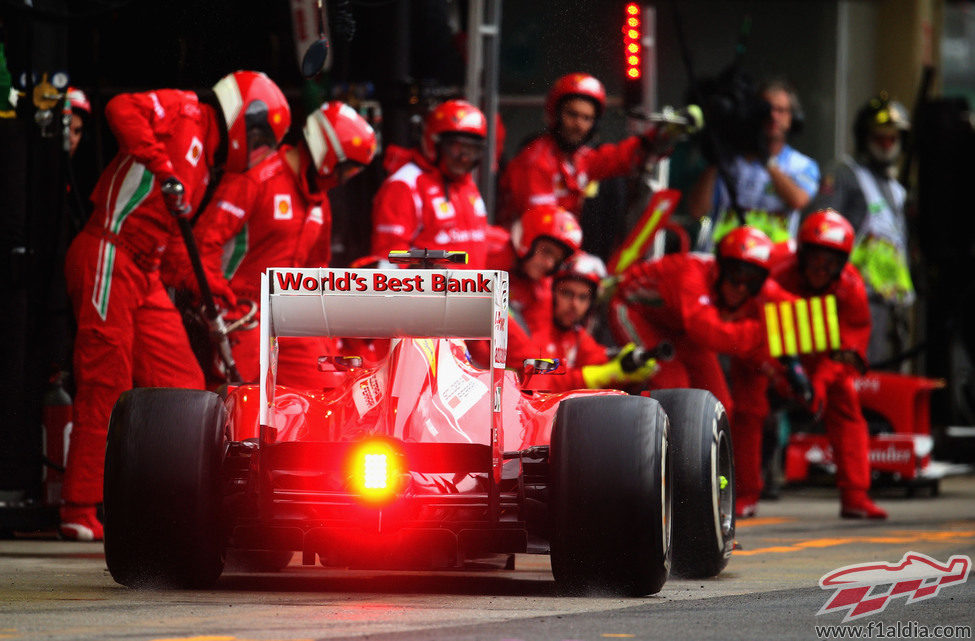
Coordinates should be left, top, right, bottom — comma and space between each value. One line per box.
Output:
104, 388, 227, 588
551, 395, 672, 596
651, 389, 734, 578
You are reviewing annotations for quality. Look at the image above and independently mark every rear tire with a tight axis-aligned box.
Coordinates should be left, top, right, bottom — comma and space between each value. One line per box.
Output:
551, 395, 672, 596
104, 388, 227, 588
651, 389, 734, 578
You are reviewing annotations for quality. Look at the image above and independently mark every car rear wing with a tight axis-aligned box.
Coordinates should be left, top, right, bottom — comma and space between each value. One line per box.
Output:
262, 267, 507, 339
259, 268, 510, 457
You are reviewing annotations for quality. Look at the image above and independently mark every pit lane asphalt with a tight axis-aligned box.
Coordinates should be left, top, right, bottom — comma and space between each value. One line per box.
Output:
2, 475, 973, 641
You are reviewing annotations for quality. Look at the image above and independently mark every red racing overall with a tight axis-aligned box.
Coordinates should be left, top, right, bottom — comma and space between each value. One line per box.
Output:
63, 89, 216, 506
754, 258, 873, 501
498, 133, 644, 226
372, 148, 489, 268
190, 145, 337, 388
609, 252, 768, 416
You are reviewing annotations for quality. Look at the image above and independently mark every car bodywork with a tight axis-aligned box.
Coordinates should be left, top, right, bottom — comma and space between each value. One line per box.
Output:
104, 264, 733, 594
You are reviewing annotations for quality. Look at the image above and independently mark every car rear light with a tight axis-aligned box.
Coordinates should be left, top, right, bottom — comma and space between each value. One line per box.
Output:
349, 439, 404, 503
363, 453, 389, 489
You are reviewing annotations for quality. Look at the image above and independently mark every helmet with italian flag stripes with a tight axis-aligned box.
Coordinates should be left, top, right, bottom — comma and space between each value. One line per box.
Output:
303, 101, 378, 189
213, 70, 291, 173
554, 251, 608, 296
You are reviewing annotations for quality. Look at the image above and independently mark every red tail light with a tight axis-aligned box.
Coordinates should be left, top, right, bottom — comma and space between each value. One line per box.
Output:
348, 439, 405, 504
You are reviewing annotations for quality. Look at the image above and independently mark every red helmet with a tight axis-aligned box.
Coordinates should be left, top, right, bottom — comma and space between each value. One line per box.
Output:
66, 87, 90, 115
554, 251, 607, 292
213, 70, 291, 173
420, 99, 487, 163
716, 226, 774, 271
303, 101, 378, 189
544, 73, 606, 129
798, 209, 855, 255
510, 204, 583, 259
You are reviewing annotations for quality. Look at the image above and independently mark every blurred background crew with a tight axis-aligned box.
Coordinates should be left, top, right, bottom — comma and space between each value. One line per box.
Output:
65, 86, 89, 158
181, 101, 378, 386
688, 78, 819, 247
810, 93, 914, 368
498, 73, 695, 228
527, 252, 657, 392
487, 204, 583, 336
769, 209, 886, 520
371, 99, 490, 268
609, 226, 776, 414
59, 71, 290, 541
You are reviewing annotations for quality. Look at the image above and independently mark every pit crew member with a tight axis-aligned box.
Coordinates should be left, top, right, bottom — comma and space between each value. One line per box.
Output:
177, 101, 378, 386
371, 99, 490, 268
497, 72, 697, 227
609, 226, 777, 414
527, 253, 656, 391
767, 209, 887, 519
60, 71, 290, 541
487, 204, 583, 336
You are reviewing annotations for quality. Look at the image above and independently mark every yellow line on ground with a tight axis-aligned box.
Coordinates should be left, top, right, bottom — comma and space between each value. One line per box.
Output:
601, 635, 636, 638
735, 529, 975, 556
735, 517, 795, 528
152, 637, 238, 641
152, 637, 315, 641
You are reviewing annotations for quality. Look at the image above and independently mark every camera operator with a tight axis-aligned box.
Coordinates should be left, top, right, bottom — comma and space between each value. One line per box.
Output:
687, 78, 819, 249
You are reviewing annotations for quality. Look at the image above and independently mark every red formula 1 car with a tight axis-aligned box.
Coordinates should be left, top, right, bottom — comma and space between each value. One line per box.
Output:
103, 259, 734, 595
783, 371, 950, 493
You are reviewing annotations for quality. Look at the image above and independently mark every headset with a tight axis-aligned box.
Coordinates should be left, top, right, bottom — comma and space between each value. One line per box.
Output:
758, 77, 805, 136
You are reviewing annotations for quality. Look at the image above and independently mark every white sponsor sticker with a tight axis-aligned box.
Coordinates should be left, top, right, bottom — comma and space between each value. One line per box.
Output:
437, 347, 488, 419
352, 367, 387, 417
218, 200, 246, 218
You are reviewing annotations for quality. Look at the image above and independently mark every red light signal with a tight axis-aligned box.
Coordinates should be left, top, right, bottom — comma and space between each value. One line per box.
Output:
623, 3, 642, 81
623, 2, 643, 107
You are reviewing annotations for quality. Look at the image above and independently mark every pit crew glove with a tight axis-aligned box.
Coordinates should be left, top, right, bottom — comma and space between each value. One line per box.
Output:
778, 355, 825, 420
831, 349, 868, 375
581, 343, 658, 389
779, 355, 813, 405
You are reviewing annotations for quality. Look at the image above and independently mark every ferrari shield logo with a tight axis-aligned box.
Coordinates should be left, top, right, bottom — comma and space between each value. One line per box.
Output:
274, 194, 293, 220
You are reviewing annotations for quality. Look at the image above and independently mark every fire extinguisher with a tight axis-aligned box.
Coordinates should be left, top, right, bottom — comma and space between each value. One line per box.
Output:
41, 371, 73, 506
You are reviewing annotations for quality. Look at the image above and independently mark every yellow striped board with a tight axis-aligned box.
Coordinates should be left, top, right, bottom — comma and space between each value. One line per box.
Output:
765, 295, 840, 357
